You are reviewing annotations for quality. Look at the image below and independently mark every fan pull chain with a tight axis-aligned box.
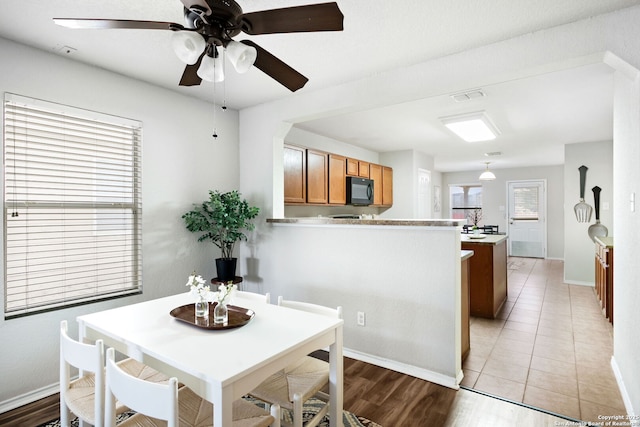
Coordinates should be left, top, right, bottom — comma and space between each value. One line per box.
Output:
221, 46, 227, 111
212, 77, 218, 139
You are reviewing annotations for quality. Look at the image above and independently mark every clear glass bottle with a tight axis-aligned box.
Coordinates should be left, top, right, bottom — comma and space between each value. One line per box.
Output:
195, 297, 209, 318
213, 301, 228, 324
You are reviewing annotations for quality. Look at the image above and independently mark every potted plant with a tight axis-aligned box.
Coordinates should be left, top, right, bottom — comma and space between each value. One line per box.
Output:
182, 190, 260, 281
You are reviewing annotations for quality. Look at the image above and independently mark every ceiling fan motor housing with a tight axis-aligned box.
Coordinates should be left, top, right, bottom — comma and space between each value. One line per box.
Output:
183, 0, 243, 45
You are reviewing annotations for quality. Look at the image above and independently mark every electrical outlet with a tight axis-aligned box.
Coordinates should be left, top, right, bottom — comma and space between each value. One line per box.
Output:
357, 311, 366, 326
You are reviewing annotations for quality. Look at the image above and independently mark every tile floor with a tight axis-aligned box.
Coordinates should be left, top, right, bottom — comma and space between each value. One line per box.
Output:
461, 257, 626, 423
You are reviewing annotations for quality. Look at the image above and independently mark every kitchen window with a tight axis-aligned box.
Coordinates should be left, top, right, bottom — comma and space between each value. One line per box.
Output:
3, 94, 142, 318
449, 185, 483, 223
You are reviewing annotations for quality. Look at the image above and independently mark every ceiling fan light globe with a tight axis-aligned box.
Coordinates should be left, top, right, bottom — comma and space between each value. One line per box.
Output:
197, 52, 225, 83
196, 54, 216, 82
213, 53, 225, 82
226, 41, 257, 74
172, 32, 205, 65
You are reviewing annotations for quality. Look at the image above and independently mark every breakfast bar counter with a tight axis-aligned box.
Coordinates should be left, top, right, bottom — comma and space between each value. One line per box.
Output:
267, 217, 462, 227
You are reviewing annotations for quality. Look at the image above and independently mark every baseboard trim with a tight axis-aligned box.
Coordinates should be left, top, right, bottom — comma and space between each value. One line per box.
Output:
0, 383, 59, 414
562, 279, 594, 287
611, 356, 637, 417
343, 348, 459, 390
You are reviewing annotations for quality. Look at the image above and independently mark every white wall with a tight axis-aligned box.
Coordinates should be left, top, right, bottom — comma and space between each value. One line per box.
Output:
377, 150, 415, 218
239, 6, 640, 414
612, 69, 640, 417
0, 37, 240, 408
564, 141, 614, 284
378, 150, 438, 220
262, 223, 462, 387
442, 165, 565, 259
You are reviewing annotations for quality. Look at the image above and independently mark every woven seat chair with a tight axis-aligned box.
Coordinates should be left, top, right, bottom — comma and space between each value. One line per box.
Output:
249, 297, 342, 427
105, 347, 280, 427
59, 320, 169, 427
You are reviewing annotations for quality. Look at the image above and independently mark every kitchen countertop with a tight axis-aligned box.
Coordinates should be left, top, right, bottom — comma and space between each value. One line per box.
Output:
461, 250, 474, 260
595, 236, 613, 248
267, 217, 465, 227
461, 234, 508, 245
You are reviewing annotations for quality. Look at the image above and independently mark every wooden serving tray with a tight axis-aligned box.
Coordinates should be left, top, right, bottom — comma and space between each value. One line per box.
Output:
169, 303, 255, 330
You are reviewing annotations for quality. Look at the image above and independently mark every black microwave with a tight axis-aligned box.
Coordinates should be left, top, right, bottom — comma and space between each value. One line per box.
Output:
346, 177, 374, 205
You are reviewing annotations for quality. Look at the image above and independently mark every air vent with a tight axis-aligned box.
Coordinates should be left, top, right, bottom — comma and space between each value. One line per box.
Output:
484, 151, 502, 157
451, 89, 486, 103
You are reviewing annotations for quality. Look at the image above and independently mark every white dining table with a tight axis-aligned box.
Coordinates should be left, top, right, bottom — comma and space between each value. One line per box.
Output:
77, 292, 344, 427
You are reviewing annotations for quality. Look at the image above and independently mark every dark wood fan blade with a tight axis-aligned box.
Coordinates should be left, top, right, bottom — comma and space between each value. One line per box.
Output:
53, 18, 182, 30
241, 2, 343, 35
179, 52, 205, 86
240, 40, 308, 92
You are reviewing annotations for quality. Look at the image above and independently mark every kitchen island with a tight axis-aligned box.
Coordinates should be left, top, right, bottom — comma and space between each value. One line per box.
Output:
461, 234, 508, 318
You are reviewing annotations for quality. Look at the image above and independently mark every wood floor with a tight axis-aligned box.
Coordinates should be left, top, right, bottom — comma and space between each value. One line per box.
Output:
0, 356, 570, 427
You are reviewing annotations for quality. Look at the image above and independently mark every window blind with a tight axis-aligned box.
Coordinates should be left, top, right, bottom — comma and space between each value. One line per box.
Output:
512, 186, 539, 220
3, 94, 142, 317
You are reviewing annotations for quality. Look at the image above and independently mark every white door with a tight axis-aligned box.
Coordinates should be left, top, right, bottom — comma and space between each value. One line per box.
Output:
507, 180, 546, 258
417, 169, 431, 218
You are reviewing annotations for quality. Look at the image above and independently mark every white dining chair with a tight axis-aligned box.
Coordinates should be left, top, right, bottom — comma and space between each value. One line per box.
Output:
105, 347, 280, 427
59, 319, 106, 427
235, 290, 271, 304
249, 297, 342, 427
59, 320, 169, 427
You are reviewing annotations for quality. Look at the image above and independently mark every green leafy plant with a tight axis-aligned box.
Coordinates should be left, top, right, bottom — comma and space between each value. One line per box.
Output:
182, 190, 260, 259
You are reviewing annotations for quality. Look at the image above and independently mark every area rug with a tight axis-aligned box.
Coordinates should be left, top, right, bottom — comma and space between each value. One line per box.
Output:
38, 397, 382, 427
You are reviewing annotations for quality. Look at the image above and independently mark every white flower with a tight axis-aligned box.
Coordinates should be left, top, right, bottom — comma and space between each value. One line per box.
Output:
186, 272, 212, 301
215, 282, 237, 304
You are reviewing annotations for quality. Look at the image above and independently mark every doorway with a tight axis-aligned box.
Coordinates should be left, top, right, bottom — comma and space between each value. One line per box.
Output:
507, 180, 546, 258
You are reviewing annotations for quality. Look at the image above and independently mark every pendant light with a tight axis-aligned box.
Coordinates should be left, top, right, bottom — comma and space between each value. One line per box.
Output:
479, 162, 496, 181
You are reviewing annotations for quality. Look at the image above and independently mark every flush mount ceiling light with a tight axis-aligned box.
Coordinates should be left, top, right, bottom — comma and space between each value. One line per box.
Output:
440, 111, 500, 142
479, 162, 496, 181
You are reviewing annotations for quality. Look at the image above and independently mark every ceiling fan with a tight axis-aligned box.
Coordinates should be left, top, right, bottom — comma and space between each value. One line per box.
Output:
54, 0, 344, 92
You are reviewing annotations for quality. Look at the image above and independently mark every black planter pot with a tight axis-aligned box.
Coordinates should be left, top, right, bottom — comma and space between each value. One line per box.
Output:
215, 258, 237, 282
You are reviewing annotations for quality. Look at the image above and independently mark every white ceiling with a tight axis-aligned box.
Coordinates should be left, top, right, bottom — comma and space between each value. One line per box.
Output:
0, 0, 634, 171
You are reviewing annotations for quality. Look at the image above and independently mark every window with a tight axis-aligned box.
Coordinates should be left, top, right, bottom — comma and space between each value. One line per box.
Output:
3, 94, 142, 318
449, 185, 483, 224
511, 186, 539, 220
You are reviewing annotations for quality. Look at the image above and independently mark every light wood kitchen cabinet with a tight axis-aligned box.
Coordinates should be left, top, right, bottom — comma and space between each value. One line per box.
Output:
382, 166, 393, 207
358, 161, 370, 178
306, 149, 328, 204
369, 163, 383, 206
284, 145, 393, 207
595, 237, 613, 324
328, 154, 346, 205
346, 158, 359, 176
283, 144, 306, 204
359, 163, 393, 207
